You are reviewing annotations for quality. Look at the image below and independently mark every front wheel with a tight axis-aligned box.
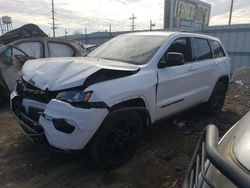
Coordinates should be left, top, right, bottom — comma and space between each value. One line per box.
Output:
0, 90, 4, 104
204, 82, 228, 115
88, 110, 143, 169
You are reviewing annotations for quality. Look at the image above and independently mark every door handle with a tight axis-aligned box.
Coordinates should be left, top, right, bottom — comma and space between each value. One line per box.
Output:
188, 66, 197, 71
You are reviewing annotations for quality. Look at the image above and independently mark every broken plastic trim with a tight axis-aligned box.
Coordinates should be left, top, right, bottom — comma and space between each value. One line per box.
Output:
84, 68, 140, 87
52, 119, 75, 134
70, 101, 110, 110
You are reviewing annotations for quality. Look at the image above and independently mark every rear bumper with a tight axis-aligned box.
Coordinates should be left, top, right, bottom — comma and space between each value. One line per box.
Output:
11, 91, 109, 151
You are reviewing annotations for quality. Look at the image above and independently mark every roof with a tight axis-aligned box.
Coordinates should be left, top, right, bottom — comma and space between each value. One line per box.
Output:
119, 31, 220, 41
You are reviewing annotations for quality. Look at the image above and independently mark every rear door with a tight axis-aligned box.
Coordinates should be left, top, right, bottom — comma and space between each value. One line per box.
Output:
191, 38, 218, 101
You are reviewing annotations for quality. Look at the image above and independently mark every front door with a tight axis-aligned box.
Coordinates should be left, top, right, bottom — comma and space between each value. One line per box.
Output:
156, 37, 214, 120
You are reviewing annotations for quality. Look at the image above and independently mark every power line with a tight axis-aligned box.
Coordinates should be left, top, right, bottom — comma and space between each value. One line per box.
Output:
129, 13, 137, 31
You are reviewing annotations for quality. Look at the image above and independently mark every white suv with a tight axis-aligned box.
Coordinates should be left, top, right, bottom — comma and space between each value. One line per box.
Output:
11, 32, 230, 169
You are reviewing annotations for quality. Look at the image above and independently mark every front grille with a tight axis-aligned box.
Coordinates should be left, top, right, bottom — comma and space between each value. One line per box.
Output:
12, 97, 44, 133
28, 107, 44, 122
16, 79, 58, 103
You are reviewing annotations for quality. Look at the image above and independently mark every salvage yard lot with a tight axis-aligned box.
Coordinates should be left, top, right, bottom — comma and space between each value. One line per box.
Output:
0, 83, 249, 188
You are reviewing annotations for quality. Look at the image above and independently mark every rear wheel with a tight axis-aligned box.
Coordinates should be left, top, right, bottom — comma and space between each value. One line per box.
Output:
88, 110, 143, 169
204, 82, 228, 115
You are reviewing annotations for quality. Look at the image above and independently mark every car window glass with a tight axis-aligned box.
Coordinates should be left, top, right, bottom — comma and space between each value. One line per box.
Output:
16, 42, 43, 58
48, 42, 75, 57
166, 38, 191, 62
0, 47, 12, 59
210, 40, 225, 58
88, 35, 167, 65
194, 38, 212, 61
13, 48, 26, 56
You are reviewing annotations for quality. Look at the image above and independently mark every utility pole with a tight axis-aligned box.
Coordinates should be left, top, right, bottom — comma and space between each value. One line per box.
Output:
109, 24, 112, 38
51, 0, 57, 37
149, 20, 155, 31
229, 0, 234, 25
129, 13, 137, 31
0, 19, 3, 35
84, 27, 87, 44
201, 13, 205, 32
64, 29, 68, 38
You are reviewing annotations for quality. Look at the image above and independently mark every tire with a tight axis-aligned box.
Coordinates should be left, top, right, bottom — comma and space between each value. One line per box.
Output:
0, 91, 3, 104
204, 82, 228, 115
88, 110, 143, 169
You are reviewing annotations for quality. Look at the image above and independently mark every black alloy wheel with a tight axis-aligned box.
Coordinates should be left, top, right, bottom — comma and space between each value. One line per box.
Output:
88, 110, 143, 169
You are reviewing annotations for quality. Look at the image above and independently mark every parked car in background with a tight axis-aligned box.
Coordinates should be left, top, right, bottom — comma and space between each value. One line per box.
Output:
0, 37, 89, 102
184, 111, 250, 188
0, 23, 48, 45
11, 32, 230, 169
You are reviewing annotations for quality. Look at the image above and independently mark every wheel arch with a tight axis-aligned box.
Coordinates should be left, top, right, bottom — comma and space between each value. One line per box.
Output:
217, 75, 230, 90
110, 98, 152, 126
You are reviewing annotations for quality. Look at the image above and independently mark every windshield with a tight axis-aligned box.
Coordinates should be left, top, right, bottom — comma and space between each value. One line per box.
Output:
88, 35, 167, 65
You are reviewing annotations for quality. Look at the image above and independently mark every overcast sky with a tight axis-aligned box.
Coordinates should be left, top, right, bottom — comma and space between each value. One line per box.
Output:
1, 0, 250, 36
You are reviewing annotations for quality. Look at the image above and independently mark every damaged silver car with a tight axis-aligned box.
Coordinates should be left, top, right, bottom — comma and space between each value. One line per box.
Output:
0, 37, 89, 102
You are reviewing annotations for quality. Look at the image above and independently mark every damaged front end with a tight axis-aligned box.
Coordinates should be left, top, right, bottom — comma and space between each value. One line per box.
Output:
11, 62, 139, 151
11, 79, 52, 144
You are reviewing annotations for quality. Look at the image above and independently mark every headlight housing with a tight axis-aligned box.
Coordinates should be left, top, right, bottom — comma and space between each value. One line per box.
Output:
56, 91, 93, 103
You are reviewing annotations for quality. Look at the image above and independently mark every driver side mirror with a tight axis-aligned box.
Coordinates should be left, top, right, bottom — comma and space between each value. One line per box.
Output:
158, 52, 185, 68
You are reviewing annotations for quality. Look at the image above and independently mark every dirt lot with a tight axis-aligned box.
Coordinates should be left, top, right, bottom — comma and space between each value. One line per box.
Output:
0, 83, 249, 188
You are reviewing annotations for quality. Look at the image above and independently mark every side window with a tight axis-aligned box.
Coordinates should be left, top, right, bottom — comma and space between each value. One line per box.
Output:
166, 38, 192, 62
16, 42, 43, 58
194, 38, 212, 61
0, 47, 12, 59
0, 48, 13, 64
210, 40, 225, 58
48, 42, 75, 57
13, 48, 26, 56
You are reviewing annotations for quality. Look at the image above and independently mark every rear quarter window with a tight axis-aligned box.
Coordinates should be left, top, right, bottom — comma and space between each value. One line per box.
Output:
209, 40, 225, 58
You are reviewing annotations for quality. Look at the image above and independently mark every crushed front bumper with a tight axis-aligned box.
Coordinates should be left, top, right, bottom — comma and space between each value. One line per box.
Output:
11, 91, 109, 151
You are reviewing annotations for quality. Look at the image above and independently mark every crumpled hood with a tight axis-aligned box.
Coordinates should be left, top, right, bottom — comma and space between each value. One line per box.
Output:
22, 57, 139, 91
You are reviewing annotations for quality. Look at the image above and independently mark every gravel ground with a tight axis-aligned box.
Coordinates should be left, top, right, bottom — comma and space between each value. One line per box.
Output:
0, 83, 249, 188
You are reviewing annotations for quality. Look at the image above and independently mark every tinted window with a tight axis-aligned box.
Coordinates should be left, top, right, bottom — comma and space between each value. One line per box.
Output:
194, 38, 212, 61
167, 38, 192, 62
210, 40, 225, 58
48, 42, 75, 57
0, 48, 12, 59
17, 42, 43, 58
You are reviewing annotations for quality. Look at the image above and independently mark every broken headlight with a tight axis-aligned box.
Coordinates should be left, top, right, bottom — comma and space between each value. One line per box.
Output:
56, 91, 93, 103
